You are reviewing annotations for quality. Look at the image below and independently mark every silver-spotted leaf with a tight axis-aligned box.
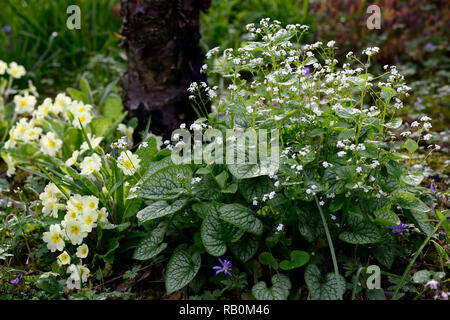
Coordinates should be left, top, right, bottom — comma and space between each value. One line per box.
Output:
304, 264, 345, 300
252, 274, 291, 300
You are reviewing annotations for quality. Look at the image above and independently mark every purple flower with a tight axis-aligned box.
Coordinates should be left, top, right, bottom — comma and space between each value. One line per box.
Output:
430, 183, 439, 200
426, 279, 440, 290
303, 67, 311, 76
414, 96, 423, 107
212, 258, 232, 276
115, 149, 119, 155
425, 42, 435, 51
218, 112, 226, 118
390, 222, 406, 235
10, 272, 24, 284
2, 25, 11, 34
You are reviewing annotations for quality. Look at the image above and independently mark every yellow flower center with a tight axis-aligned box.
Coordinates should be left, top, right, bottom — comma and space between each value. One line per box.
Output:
21, 99, 28, 107
60, 254, 68, 262
28, 131, 35, 137
51, 233, 61, 244
70, 225, 80, 236
48, 140, 55, 148
124, 160, 133, 169
79, 116, 86, 123
75, 202, 83, 211
81, 248, 87, 255
89, 202, 95, 209
85, 215, 93, 226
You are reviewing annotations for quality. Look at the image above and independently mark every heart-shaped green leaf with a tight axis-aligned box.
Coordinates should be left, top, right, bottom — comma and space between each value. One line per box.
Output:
258, 252, 279, 270
165, 248, 201, 295
252, 274, 291, 300
304, 264, 346, 300
201, 203, 244, 256
279, 250, 310, 270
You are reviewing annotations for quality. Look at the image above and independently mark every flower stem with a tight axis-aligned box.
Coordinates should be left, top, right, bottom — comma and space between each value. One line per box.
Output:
314, 195, 340, 279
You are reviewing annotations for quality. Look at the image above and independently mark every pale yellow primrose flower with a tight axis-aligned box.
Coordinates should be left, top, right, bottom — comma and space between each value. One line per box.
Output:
42, 224, 65, 252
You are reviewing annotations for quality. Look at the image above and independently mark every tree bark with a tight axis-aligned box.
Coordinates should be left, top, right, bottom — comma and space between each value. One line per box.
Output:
119, 0, 210, 139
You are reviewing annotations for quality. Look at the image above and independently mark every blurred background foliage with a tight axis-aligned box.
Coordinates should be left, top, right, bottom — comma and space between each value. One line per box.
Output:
0, 0, 124, 97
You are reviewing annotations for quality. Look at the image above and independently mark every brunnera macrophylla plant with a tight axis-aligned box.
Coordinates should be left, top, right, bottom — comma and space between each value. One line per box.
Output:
129, 18, 445, 299
0, 75, 165, 290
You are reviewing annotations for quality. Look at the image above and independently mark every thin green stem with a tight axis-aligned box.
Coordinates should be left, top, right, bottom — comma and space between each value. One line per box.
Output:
314, 195, 340, 279
391, 211, 450, 300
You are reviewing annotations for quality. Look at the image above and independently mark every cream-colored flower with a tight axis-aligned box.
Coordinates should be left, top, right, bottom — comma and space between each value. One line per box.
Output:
66, 194, 85, 215
79, 153, 102, 176
52, 93, 72, 116
14, 93, 36, 114
22, 126, 42, 142
57, 251, 71, 266
40, 132, 62, 157
72, 111, 93, 129
7, 62, 26, 79
117, 150, 141, 176
67, 264, 90, 283
34, 98, 53, 118
83, 196, 98, 213
118, 124, 134, 142
76, 244, 89, 259
80, 134, 102, 154
39, 183, 62, 203
42, 224, 65, 252
97, 207, 109, 223
65, 150, 80, 167
0, 60, 7, 74
62, 219, 87, 245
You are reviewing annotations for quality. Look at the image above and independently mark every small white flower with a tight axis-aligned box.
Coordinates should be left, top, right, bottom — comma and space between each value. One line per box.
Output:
276, 224, 284, 232
356, 166, 362, 173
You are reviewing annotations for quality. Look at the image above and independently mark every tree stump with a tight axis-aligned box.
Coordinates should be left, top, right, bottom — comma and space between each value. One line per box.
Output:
119, 0, 211, 139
